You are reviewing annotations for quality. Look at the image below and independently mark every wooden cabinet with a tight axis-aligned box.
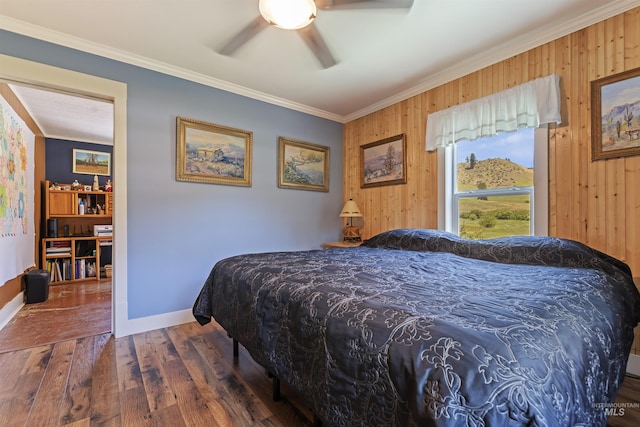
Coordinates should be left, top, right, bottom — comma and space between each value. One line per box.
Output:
42, 180, 113, 285
47, 190, 76, 216
46, 183, 112, 217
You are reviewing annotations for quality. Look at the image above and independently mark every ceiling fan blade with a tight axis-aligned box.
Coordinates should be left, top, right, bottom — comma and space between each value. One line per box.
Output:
218, 16, 269, 56
299, 23, 337, 69
315, 0, 414, 10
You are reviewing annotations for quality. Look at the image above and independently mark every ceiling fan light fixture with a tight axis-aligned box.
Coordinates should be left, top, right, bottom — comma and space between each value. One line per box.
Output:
259, 0, 317, 30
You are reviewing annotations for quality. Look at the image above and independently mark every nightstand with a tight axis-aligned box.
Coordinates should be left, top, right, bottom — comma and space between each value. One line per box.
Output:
321, 241, 362, 249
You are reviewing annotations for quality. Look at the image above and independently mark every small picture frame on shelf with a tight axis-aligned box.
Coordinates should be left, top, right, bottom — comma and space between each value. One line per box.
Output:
83, 185, 92, 191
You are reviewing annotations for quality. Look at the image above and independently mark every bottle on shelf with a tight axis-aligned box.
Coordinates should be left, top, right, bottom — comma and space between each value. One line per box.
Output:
78, 199, 85, 215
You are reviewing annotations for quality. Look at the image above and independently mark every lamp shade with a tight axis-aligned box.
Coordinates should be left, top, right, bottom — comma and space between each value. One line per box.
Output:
259, 0, 316, 30
339, 199, 363, 218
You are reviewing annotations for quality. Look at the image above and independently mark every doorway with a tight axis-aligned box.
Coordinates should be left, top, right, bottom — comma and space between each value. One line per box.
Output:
0, 53, 128, 338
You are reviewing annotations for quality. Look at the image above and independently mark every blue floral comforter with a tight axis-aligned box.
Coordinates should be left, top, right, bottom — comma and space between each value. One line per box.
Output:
193, 229, 640, 427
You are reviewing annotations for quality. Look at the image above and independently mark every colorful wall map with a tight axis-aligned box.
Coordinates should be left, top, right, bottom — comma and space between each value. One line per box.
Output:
0, 96, 35, 286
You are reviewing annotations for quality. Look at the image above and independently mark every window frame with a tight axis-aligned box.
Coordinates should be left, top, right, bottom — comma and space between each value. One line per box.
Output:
437, 126, 548, 237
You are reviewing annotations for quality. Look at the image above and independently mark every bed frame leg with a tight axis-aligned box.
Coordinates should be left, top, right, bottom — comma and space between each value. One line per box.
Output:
232, 339, 238, 360
272, 376, 280, 401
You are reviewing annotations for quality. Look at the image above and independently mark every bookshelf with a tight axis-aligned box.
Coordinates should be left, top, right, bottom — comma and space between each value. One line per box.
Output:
41, 180, 113, 285
42, 236, 110, 284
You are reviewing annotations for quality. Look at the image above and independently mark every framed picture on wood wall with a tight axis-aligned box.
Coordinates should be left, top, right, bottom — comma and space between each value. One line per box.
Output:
360, 134, 407, 188
591, 67, 640, 160
176, 116, 253, 186
278, 137, 329, 192
72, 149, 111, 176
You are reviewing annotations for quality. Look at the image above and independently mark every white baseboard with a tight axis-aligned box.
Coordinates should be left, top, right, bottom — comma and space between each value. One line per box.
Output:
1, 292, 194, 338
627, 353, 640, 377
116, 308, 195, 338
0, 292, 24, 331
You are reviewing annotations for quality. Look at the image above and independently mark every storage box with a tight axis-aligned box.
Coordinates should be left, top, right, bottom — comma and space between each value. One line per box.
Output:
104, 264, 112, 278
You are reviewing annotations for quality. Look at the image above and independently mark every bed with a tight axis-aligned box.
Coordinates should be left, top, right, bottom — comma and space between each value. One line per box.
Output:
192, 228, 640, 426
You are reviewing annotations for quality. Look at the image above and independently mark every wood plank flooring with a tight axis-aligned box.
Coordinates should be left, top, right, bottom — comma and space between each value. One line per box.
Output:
0, 322, 313, 426
0, 281, 111, 353
0, 282, 638, 426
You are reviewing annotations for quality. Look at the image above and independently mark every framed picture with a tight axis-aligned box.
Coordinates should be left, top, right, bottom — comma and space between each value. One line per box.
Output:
278, 137, 329, 192
360, 134, 407, 188
72, 149, 111, 176
176, 116, 252, 186
591, 67, 640, 160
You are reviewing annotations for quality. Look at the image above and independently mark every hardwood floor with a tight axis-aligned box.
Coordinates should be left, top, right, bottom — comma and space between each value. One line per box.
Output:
0, 284, 638, 426
0, 280, 111, 353
609, 374, 640, 427
0, 322, 313, 426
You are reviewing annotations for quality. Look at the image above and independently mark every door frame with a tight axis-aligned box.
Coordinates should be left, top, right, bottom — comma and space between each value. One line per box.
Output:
0, 54, 128, 337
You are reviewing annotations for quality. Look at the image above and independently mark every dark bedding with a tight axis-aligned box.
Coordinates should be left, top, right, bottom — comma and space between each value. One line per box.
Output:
193, 229, 640, 426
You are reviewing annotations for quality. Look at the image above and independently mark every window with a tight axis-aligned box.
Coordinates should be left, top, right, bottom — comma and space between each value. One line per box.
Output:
438, 127, 548, 239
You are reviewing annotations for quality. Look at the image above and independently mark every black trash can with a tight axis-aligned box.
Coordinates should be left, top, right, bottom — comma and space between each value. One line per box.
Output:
24, 269, 50, 303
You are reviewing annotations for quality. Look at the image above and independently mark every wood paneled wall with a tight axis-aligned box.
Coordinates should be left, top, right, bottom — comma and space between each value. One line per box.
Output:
344, 7, 640, 275
343, 7, 640, 354
0, 83, 44, 311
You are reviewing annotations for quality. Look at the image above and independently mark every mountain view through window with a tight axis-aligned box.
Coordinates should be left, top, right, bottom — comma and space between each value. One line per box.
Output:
454, 128, 534, 239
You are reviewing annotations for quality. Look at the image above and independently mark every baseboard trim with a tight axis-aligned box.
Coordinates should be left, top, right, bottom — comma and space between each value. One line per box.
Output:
0, 292, 24, 331
627, 353, 640, 377
117, 308, 195, 337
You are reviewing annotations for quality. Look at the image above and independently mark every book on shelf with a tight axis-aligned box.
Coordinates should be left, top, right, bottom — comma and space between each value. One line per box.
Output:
46, 247, 71, 254
46, 259, 71, 281
74, 259, 96, 279
75, 259, 83, 279
47, 240, 72, 256
51, 260, 63, 281
63, 261, 71, 280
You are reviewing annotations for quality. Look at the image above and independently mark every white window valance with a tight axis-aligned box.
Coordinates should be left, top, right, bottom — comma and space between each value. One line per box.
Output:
425, 74, 561, 151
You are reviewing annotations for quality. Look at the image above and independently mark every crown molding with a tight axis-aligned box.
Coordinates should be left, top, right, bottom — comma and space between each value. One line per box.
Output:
345, 0, 640, 122
0, 16, 344, 123
2, 0, 638, 125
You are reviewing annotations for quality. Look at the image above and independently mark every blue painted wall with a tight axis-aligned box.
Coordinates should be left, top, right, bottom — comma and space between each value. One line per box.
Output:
1, 30, 344, 319
45, 138, 113, 187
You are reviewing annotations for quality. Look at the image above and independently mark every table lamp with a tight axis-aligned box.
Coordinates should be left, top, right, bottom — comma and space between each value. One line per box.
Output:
339, 199, 363, 242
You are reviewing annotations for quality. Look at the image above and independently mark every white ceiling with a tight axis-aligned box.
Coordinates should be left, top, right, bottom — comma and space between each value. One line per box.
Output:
1, 0, 638, 143
8, 84, 115, 145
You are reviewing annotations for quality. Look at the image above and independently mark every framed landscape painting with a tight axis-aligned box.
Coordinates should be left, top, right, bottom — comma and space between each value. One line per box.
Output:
278, 137, 329, 192
176, 116, 252, 186
360, 134, 407, 188
72, 149, 111, 176
591, 67, 640, 160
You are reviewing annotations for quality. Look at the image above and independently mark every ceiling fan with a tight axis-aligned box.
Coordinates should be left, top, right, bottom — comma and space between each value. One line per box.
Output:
218, 0, 414, 69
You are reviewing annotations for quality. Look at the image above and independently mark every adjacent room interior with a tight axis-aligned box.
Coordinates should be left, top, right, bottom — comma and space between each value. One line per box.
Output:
0, 83, 114, 352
